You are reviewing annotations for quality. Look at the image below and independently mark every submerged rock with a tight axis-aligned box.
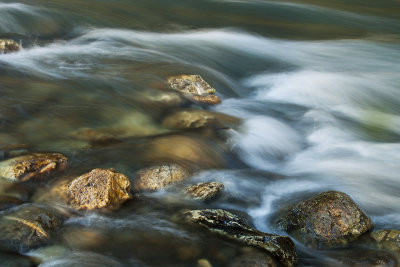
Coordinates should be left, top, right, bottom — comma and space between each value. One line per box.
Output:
0, 252, 36, 267
0, 153, 68, 183
180, 209, 297, 267
0, 177, 29, 211
168, 75, 221, 105
133, 164, 189, 192
0, 204, 62, 252
61, 168, 132, 210
184, 182, 224, 201
230, 248, 278, 267
277, 191, 373, 248
324, 248, 397, 267
0, 39, 22, 54
370, 229, 400, 260
162, 109, 240, 130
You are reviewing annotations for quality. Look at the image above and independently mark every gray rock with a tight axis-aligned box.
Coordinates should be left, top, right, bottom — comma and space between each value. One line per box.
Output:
277, 191, 373, 248
180, 209, 297, 267
133, 164, 189, 191
184, 182, 224, 201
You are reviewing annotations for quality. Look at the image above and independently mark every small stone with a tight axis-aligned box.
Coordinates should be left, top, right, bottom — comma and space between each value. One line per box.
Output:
69, 128, 117, 144
0, 153, 68, 182
180, 209, 297, 267
0, 204, 62, 252
167, 75, 221, 105
63, 168, 132, 210
277, 191, 373, 248
184, 182, 224, 201
162, 109, 239, 130
133, 164, 189, 192
197, 258, 213, 267
0, 39, 22, 54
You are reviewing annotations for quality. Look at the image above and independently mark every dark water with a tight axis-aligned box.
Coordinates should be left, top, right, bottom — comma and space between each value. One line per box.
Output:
1, 0, 400, 266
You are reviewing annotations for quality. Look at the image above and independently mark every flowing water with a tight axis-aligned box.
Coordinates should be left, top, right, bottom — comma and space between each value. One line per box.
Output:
1, 0, 400, 266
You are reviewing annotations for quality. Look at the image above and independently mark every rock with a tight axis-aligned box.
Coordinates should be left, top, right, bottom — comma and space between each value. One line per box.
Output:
61, 168, 132, 210
0, 204, 62, 252
370, 230, 400, 260
146, 135, 228, 170
277, 191, 373, 248
61, 228, 107, 250
133, 164, 189, 192
168, 75, 222, 105
162, 109, 240, 130
197, 258, 213, 267
180, 209, 297, 267
0, 39, 22, 54
230, 248, 278, 267
324, 248, 397, 267
184, 182, 224, 201
0, 153, 68, 183
0, 252, 36, 267
0, 177, 29, 211
69, 128, 119, 145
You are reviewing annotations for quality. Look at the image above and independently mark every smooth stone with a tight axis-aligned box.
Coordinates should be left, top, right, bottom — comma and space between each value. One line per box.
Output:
324, 248, 397, 267
277, 191, 373, 248
133, 164, 189, 192
197, 258, 213, 267
0, 177, 29, 211
167, 75, 221, 105
180, 209, 297, 267
0, 39, 22, 54
0, 153, 68, 182
162, 109, 240, 130
184, 182, 224, 201
0, 204, 62, 252
59, 168, 132, 210
230, 248, 278, 267
0, 252, 35, 267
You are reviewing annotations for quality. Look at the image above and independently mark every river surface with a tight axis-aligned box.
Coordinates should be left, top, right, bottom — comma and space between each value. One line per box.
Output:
1, 0, 400, 266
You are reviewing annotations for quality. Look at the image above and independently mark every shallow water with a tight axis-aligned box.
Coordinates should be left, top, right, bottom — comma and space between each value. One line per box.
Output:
1, 0, 400, 266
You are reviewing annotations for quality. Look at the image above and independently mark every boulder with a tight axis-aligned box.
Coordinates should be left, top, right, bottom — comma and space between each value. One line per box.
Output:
0, 153, 68, 183
370, 229, 400, 260
230, 248, 278, 267
133, 164, 189, 191
277, 191, 373, 248
184, 182, 224, 201
162, 109, 240, 130
0, 204, 62, 252
167, 75, 221, 105
180, 209, 297, 267
0, 39, 22, 54
61, 168, 132, 210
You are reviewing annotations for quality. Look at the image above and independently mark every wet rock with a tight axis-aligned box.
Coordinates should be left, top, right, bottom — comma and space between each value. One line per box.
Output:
230, 248, 278, 267
370, 229, 400, 260
324, 248, 397, 267
0, 252, 36, 267
0, 204, 62, 252
0, 177, 29, 211
146, 135, 228, 170
69, 128, 119, 145
180, 209, 297, 267
184, 182, 224, 201
0, 153, 68, 183
61, 168, 132, 210
134, 164, 189, 191
61, 228, 107, 250
162, 109, 240, 130
197, 258, 213, 267
277, 191, 373, 248
0, 39, 22, 54
168, 75, 221, 105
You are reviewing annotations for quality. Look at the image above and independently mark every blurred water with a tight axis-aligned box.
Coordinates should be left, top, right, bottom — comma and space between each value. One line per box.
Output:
1, 0, 400, 266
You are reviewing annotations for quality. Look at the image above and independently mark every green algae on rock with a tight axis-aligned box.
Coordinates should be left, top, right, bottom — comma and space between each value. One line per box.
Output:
183, 182, 224, 201
277, 191, 373, 249
0, 153, 68, 183
0, 39, 22, 54
180, 209, 297, 267
167, 75, 222, 105
0, 204, 62, 252
134, 164, 189, 192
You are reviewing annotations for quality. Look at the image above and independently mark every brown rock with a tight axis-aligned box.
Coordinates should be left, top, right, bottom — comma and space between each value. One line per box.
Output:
134, 164, 189, 191
278, 191, 373, 248
0, 204, 62, 252
180, 209, 297, 267
0, 177, 29, 211
230, 248, 278, 267
0, 153, 68, 182
324, 248, 397, 267
167, 75, 221, 105
197, 258, 213, 267
370, 230, 400, 260
61, 168, 132, 210
0, 39, 22, 54
162, 109, 240, 130
184, 182, 224, 201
